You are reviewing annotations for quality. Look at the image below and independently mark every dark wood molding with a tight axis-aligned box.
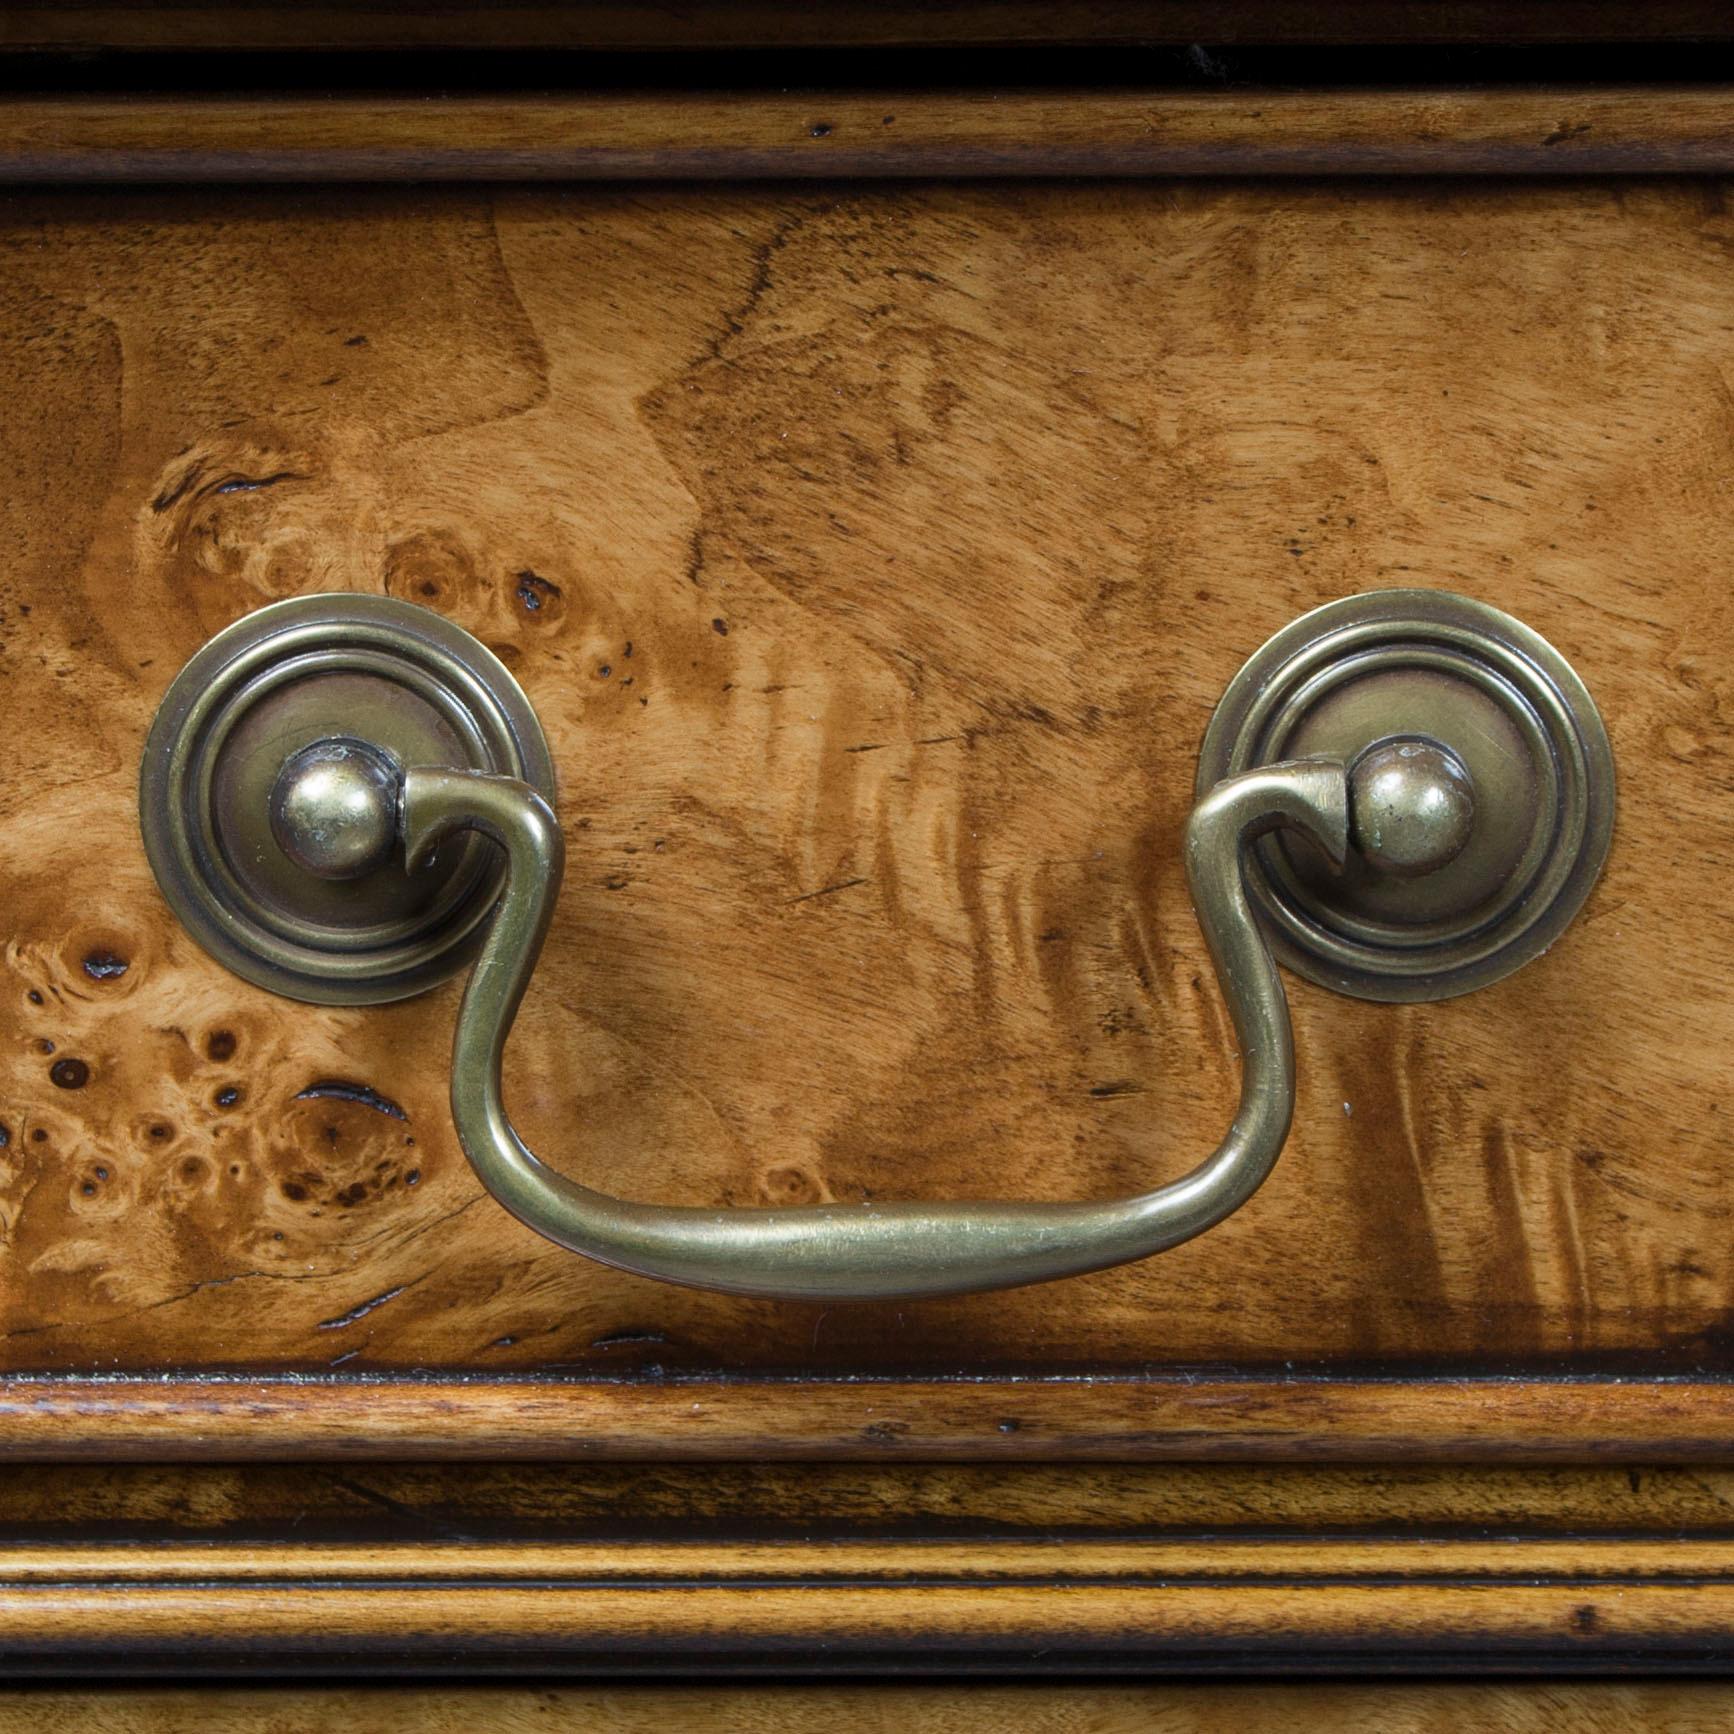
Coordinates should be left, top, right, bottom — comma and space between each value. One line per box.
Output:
4, 87, 1734, 182
4, 1375, 1733, 1461
0, 1685, 1729, 1727
13, 1537, 1731, 1676
1, 1461, 1731, 1676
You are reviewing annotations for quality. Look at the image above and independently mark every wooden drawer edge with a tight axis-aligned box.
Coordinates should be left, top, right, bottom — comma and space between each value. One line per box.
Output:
4, 86, 1734, 181
0, 1533, 1731, 1675
3, 1459, 1724, 1677
1, 1374, 1730, 1462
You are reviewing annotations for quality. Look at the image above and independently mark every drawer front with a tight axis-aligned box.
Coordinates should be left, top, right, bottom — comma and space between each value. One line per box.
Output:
1, 174, 1729, 1456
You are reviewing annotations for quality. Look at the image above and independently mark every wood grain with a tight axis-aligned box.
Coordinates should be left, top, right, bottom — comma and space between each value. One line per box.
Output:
0, 1461, 1731, 1675
9, 1458, 1732, 1531
6, 1568, 1732, 1675
2, 1687, 1731, 1729
3, 179, 1734, 1452
4, 1376, 1734, 1460
6, 89, 1734, 182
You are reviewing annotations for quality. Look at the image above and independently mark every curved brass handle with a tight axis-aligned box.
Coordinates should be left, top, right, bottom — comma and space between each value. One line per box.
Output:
142, 589, 1613, 1301
398, 758, 1349, 1302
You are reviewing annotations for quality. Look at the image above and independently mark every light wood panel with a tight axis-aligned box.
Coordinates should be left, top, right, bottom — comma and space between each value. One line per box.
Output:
2, 179, 1732, 1450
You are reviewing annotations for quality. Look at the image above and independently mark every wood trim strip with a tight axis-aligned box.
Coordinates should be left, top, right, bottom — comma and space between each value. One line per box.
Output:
7, 1460, 1726, 1537
2, 1463, 1725, 1676
3, 1375, 1731, 1461
2, 1533, 1732, 1674
0, 1687, 1727, 1729
13, 1537, 1734, 1578
2, 87, 1733, 182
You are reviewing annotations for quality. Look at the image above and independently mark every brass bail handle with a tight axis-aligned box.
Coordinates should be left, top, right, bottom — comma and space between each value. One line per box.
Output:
395, 755, 1343, 1302
140, 589, 1614, 1302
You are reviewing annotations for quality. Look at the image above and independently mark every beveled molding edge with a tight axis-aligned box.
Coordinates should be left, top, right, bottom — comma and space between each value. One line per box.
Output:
3, 1373, 1734, 1461
6, 1462, 1733, 1676
2, 1532, 1734, 1676
4, 87, 1734, 182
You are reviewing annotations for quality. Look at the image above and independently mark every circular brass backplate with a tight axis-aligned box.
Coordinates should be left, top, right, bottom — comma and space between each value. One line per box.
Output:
140, 593, 555, 1004
1196, 589, 1614, 1003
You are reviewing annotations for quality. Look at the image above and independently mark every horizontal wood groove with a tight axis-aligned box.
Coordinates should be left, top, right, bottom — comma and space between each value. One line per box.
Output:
2, 87, 1734, 181
0, 1463, 1727, 1676
3, 1537, 1733, 1674
4, 1376, 1733, 1461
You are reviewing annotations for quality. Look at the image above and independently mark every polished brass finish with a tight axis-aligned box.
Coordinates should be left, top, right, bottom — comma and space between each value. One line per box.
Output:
140, 587, 1613, 1298
1197, 589, 1615, 1003
138, 593, 554, 1005
400, 756, 1348, 1300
